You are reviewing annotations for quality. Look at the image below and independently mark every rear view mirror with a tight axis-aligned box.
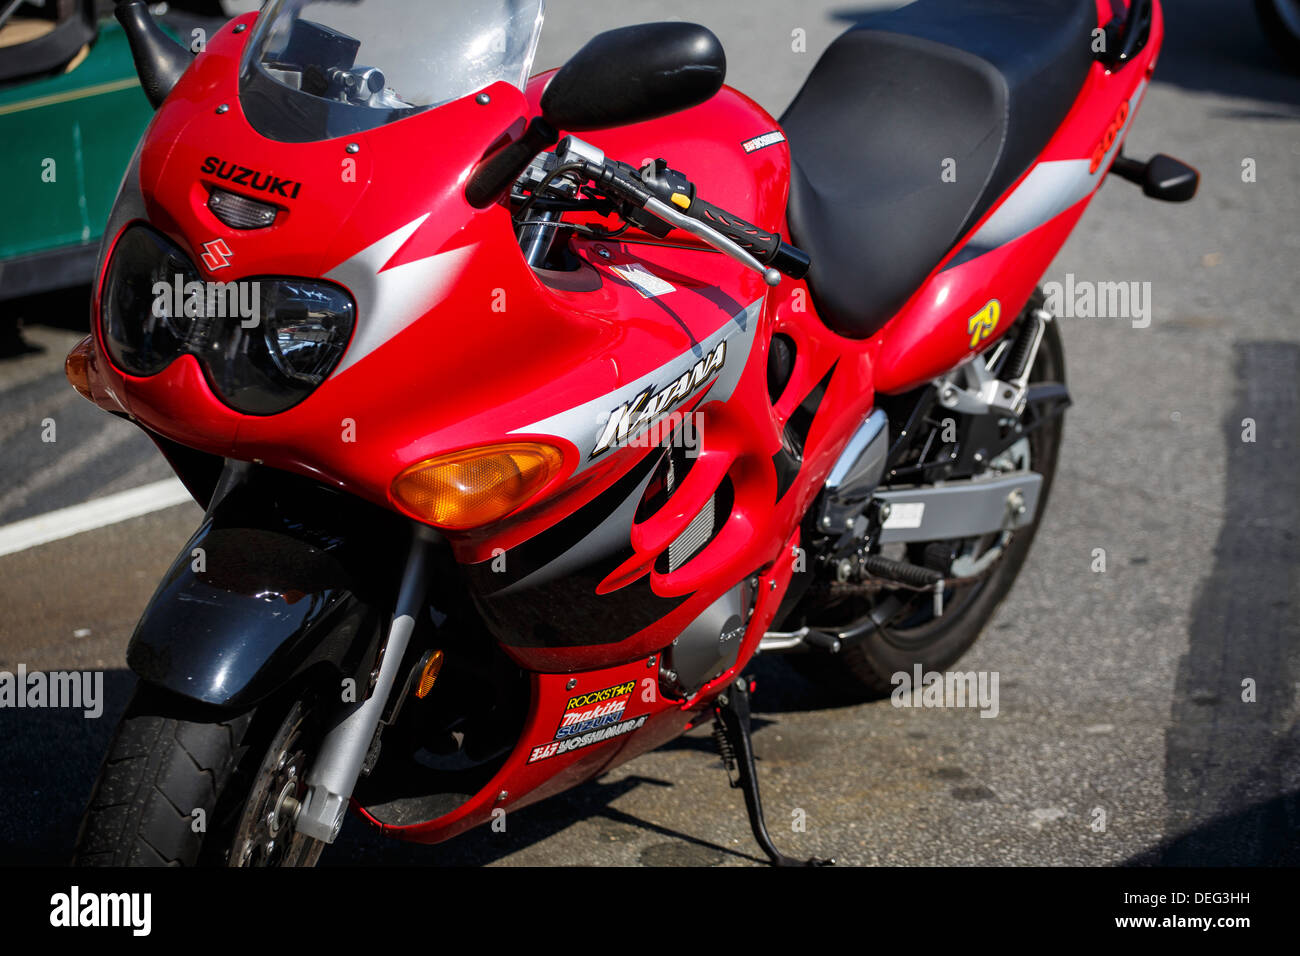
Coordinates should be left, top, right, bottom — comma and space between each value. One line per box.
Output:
541, 22, 726, 132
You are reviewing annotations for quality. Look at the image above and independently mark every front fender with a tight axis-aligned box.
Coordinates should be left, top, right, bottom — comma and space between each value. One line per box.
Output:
126, 467, 409, 710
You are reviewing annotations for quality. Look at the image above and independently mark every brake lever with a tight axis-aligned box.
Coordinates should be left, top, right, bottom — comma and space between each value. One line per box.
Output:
642, 195, 782, 287
580, 158, 781, 287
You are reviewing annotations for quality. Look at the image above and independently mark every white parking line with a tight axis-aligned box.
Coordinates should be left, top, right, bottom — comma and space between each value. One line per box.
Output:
0, 479, 194, 558
0, 423, 137, 518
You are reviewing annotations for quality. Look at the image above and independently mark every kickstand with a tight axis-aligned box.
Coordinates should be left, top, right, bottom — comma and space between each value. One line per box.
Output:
712, 677, 834, 867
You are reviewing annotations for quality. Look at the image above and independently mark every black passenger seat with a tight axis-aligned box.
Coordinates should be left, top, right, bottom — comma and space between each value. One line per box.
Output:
780, 0, 1100, 338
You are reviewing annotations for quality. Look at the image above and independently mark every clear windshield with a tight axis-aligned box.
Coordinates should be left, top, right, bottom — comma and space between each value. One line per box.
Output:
239, 0, 546, 142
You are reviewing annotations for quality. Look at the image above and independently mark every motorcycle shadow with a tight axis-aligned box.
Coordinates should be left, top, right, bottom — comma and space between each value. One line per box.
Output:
0, 668, 135, 866
1124, 787, 1300, 866
331, 769, 770, 866
332, 658, 870, 865
1, 657, 867, 866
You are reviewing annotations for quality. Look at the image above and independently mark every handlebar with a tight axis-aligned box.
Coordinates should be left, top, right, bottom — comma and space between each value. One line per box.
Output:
688, 197, 781, 261
575, 148, 810, 285
685, 197, 810, 280
482, 130, 813, 286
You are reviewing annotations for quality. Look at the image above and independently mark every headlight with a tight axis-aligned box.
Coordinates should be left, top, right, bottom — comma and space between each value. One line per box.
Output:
101, 224, 356, 415
101, 226, 200, 376
209, 279, 356, 415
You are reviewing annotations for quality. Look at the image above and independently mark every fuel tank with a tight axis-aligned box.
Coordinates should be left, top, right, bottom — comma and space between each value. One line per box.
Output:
524, 69, 792, 235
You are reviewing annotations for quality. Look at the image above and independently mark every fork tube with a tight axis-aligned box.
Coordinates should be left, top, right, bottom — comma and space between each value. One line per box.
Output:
520, 210, 559, 266
295, 523, 437, 842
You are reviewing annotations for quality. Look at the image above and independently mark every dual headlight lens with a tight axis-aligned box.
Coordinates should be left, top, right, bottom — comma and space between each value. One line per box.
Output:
101, 225, 355, 415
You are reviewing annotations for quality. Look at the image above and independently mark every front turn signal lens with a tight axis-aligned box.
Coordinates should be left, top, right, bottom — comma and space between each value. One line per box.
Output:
65, 336, 94, 401
414, 649, 444, 699
390, 442, 564, 530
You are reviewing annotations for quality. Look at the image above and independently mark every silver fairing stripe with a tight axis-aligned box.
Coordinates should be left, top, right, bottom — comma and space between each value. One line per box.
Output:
326, 215, 478, 377
945, 79, 1149, 269
511, 297, 763, 476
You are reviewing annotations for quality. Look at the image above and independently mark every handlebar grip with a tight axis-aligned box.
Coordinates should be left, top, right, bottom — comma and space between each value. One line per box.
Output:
592, 162, 813, 280
687, 199, 780, 262
687, 199, 811, 279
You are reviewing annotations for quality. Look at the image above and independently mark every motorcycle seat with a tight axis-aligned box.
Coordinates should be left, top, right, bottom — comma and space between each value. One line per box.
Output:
780, 0, 1099, 339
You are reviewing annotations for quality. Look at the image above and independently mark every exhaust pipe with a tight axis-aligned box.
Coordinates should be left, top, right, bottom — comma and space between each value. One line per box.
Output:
115, 0, 193, 109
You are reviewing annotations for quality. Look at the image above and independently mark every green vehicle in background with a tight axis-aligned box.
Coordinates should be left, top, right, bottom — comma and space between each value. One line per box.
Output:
0, 0, 238, 303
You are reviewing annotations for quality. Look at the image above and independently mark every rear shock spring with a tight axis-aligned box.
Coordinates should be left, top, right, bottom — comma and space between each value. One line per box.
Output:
1001, 313, 1040, 382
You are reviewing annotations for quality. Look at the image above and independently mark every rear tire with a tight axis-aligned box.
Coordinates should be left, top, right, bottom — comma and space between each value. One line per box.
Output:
74, 682, 327, 867
811, 303, 1066, 697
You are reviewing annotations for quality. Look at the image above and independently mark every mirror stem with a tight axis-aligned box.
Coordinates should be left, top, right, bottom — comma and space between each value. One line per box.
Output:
465, 117, 559, 209
116, 0, 193, 109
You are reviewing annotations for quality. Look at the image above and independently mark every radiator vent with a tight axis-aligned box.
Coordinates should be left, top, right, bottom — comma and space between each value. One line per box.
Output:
637, 426, 732, 575
655, 451, 733, 575
669, 494, 716, 572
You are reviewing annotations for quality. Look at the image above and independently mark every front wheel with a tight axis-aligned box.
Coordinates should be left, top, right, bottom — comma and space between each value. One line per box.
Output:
74, 683, 328, 867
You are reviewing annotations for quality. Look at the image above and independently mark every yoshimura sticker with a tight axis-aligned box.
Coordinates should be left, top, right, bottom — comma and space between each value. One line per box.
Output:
741, 130, 786, 154
528, 715, 648, 763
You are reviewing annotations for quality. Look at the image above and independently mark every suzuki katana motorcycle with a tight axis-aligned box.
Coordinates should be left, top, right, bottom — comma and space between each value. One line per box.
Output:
68, 0, 1196, 866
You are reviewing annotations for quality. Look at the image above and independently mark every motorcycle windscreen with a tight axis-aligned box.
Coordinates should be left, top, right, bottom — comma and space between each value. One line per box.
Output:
238, 0, 546, 142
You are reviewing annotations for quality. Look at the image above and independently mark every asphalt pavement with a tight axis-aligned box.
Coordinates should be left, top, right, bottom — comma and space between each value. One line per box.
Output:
0, 0, 1296, 866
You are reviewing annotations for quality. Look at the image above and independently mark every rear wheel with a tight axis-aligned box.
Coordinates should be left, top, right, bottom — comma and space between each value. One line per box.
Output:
808, 301, 1066, 696
74, 682, 328, 867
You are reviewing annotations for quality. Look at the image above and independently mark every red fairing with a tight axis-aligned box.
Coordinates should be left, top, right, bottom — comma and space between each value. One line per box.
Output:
78, 2, 1168, 844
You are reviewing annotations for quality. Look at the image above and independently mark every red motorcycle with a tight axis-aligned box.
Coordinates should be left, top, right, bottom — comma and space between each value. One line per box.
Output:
70, 0, 1195, 866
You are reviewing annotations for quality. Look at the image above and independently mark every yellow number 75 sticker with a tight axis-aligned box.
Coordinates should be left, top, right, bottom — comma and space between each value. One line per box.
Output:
967, 299, 1001, 349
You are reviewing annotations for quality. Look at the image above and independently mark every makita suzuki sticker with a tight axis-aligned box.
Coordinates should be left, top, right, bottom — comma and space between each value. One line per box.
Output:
527, 681, 644, 763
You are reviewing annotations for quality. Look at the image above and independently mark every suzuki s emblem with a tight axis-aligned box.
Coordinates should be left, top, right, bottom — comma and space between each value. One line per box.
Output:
201, 239, 233, 271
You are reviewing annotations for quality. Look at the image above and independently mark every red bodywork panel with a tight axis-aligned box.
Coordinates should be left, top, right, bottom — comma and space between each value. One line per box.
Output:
80, 2, 1162, 844
870, 2, 1163, 392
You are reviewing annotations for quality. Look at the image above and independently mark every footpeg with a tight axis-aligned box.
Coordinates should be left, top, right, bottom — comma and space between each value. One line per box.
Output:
713, 678, 834, 867
860, 553, 943, 588
802, 629, 843, 653
758, 626, 841, 654
1110, 152, 1199, 202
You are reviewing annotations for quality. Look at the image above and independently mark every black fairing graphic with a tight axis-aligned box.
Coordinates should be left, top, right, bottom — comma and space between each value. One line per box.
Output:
466, 446, 689, 650
774, 362, 836, 502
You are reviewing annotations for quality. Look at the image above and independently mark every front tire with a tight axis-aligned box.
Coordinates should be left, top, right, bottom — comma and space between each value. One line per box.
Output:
74, 683, 327, 867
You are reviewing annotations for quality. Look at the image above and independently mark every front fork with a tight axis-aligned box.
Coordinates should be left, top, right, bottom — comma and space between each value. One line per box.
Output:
295, 525, 439, 842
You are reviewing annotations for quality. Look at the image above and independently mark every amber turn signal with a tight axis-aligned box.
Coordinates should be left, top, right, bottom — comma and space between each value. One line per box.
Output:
414, 649, 444, 700
390, 442, 564, 530
65, 336, 95, 401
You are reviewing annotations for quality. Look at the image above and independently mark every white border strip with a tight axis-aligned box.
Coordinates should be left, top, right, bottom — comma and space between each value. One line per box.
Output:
0, 478, 194, 558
